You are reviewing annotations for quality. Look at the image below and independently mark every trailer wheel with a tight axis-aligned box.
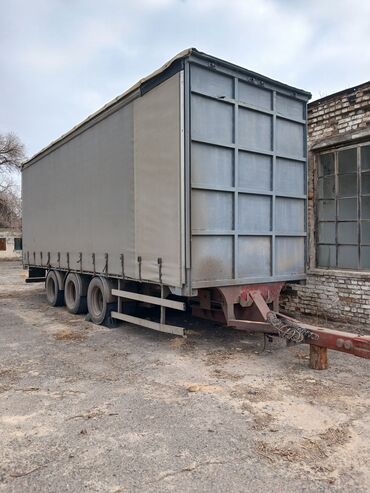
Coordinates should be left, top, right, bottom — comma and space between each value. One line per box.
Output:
64, 273, 89, 314
87, 277, 117, 326
45, 270, 65, 307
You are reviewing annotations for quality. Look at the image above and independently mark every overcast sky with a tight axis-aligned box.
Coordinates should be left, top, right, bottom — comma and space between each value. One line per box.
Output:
1, 0, 370, 159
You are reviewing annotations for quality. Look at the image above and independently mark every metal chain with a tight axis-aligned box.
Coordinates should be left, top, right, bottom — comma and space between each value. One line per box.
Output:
266, 312, 319, 343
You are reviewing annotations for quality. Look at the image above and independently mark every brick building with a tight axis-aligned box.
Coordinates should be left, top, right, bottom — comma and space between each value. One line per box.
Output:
282, 81, 370, 323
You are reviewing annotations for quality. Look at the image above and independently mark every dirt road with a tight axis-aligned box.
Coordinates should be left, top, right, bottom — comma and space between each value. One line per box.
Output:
0, 261, 369, 492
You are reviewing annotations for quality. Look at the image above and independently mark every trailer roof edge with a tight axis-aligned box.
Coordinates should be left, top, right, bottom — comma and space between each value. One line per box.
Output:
191, 49, 311, 99
23, 48, 311, 169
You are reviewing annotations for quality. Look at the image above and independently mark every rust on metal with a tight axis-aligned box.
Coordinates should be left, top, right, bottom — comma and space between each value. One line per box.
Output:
192, 283, 284, 332
193, 284, 370, 368
250, 291, 370, 361
278, 312, 370, 359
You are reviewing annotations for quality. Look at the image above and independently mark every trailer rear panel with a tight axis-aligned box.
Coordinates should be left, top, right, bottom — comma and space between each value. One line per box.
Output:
187, 58, 308, 288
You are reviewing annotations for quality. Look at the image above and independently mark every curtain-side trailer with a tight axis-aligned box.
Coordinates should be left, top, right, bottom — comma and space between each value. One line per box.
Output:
22, 48, 311, 336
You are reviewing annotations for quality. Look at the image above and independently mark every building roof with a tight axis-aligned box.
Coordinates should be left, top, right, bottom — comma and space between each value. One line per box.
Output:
309, 80, 370, 108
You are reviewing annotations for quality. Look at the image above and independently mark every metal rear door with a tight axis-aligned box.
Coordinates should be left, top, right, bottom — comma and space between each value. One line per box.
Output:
187, 59, 308, 288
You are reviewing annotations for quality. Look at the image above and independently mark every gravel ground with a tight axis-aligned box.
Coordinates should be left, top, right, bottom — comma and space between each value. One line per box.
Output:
0, 260, 369, 493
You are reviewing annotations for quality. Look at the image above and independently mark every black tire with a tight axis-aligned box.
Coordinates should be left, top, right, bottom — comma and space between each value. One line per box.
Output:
45, 270, 65, 307
64, 273, 89, 314
87, 277, 117, 326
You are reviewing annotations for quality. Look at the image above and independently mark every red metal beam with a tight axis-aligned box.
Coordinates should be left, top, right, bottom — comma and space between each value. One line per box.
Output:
194, 286, 370, 364
278, 313, 370, 359
249, 291, 370, 360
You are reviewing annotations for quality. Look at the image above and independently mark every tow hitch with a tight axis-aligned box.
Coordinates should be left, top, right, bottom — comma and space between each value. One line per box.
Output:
250, 290, 370, 369
192, 284, 370, 370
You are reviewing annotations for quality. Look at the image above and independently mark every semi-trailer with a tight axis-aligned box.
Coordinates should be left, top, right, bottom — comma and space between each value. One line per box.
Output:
22, 49, 370, 368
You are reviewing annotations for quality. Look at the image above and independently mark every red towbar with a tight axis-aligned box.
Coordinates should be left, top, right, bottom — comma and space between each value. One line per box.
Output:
192, 285, 370, 370
249, 290, 370, 368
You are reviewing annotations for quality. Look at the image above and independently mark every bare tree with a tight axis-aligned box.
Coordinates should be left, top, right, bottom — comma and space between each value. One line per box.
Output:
0, 132, 25, 228
0, 188, 21, 229
0, 132, 25, 172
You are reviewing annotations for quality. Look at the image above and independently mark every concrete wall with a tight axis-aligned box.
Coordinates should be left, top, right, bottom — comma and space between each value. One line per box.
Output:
281, 81, 370, 322
0, 229, 22, 259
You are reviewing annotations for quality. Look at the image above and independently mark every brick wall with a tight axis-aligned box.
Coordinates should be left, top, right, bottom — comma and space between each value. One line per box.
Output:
308, 83, 370, 141
281, 81, 370, 323
281, 270, 370, 323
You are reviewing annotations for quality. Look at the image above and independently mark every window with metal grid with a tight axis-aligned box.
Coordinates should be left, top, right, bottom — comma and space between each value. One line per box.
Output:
317, 143, 370, 270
